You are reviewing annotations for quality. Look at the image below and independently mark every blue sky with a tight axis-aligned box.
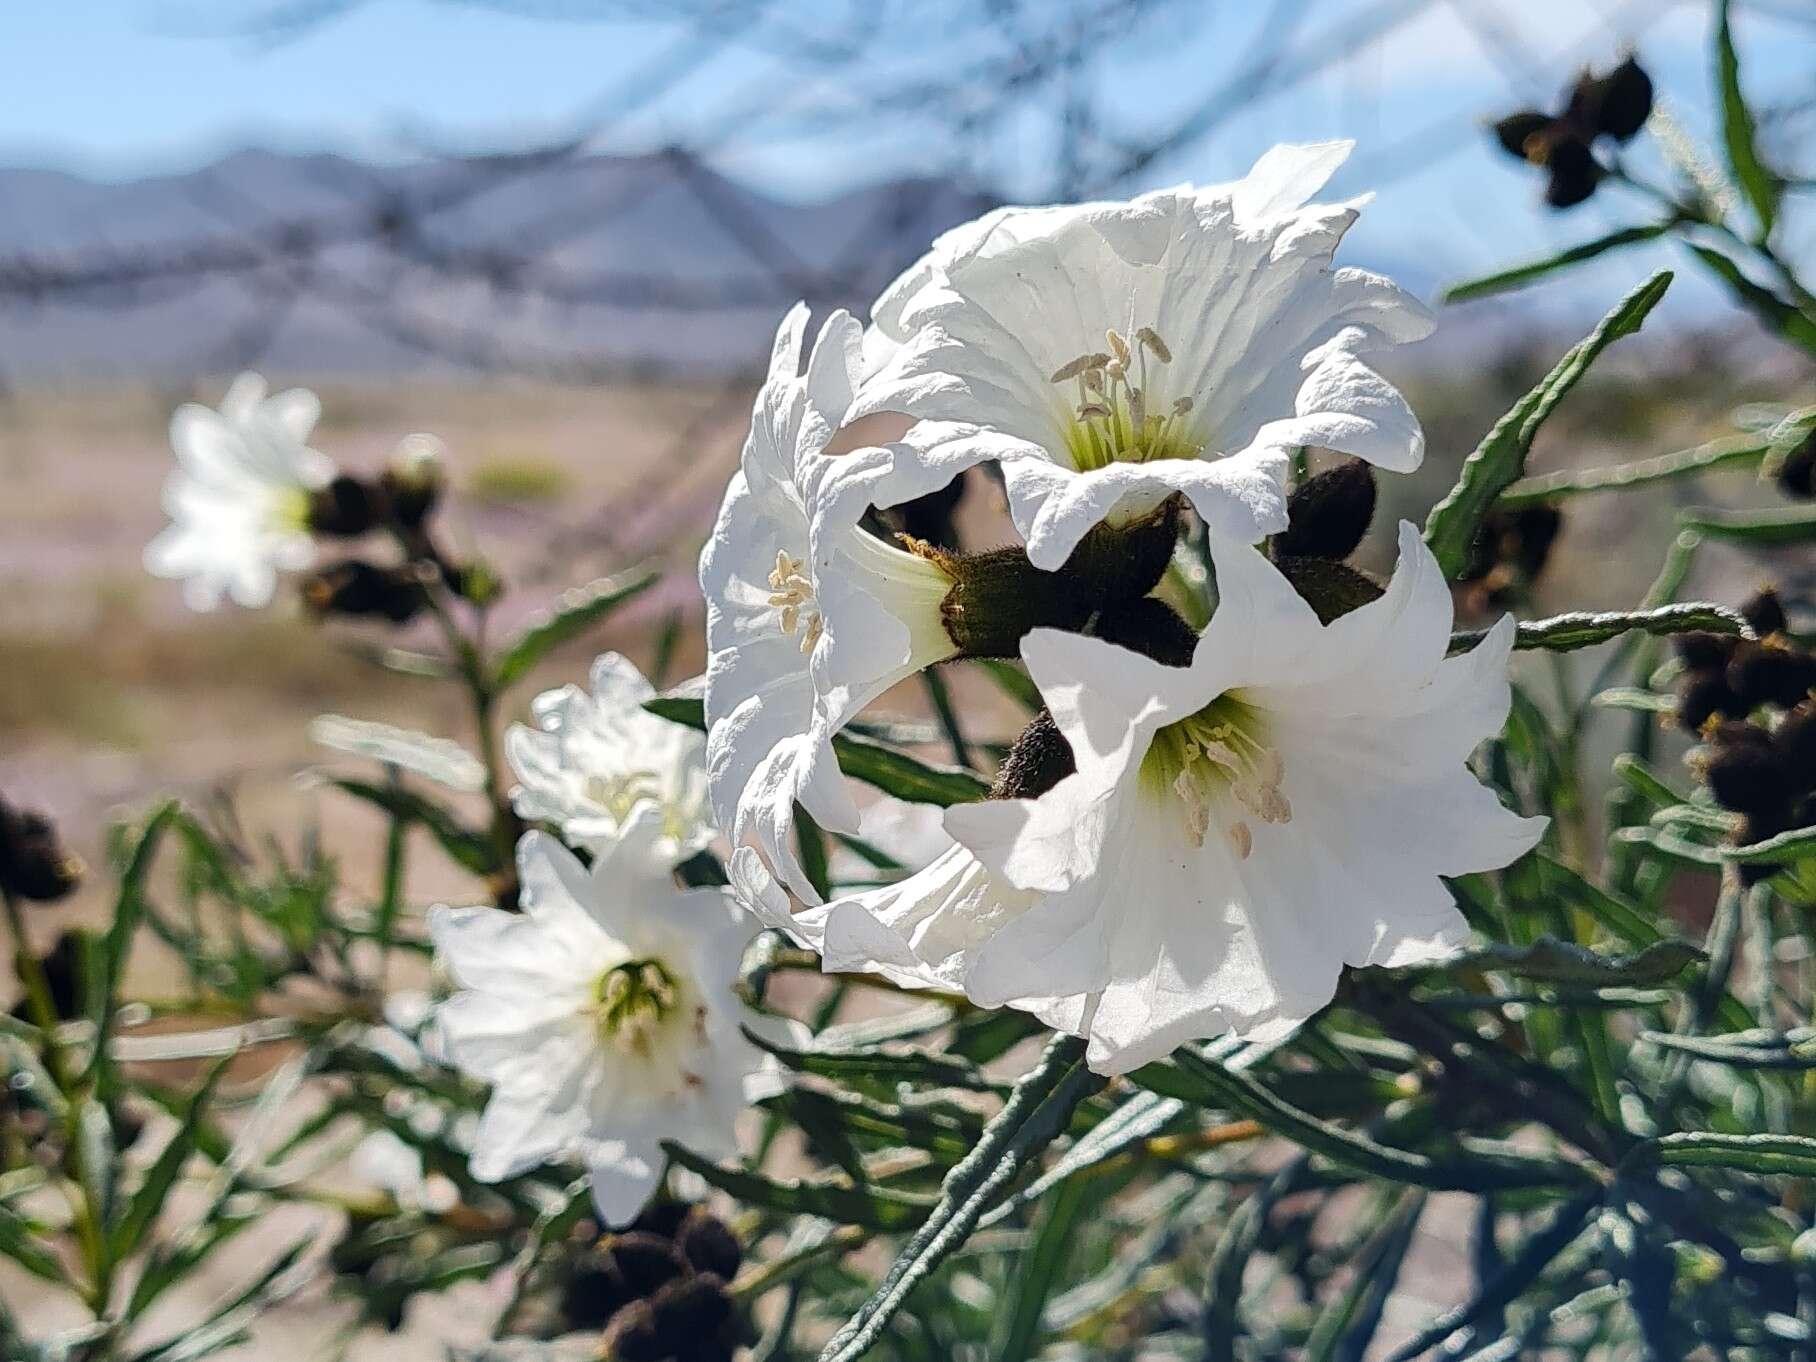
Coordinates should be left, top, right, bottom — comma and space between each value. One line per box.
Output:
2, 1, 1811, 327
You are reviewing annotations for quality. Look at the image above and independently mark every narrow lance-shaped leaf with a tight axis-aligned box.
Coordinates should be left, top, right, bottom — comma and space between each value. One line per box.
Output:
1715, 0, 1779, 239
327, 777, 498, 875
1444, 222, 1674, 304
1423, 271, 1672, 578
109, 1059, 232, 1259
1679, 501, 1816, 546
88, 802, 179, 1075
1495, 429, 1776, 508
659, 1141, 934, 1232
1449, 602, 1749, 656
1446, 936, 1704, 987
1687, 245, 1816, 354
1635, 1131, 1816, 1177
491, 568, 658, 691
645, 695, 990, 805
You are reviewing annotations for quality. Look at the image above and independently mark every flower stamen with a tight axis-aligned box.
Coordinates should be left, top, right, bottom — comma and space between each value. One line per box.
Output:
766, 550, 823, 654
1052, 325, 1201, 473
1146, 693, 1290, 858
594, 957, 681, 1054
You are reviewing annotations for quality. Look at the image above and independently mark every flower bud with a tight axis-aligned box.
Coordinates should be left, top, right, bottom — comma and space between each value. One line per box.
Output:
1740, 587, 1788, 639
382, 434, 446, 532
1275, 557, 1386, 625
1672, 631, 1737, 674
303, 561, 428, 624
1777, 432, 1815, 500
1774, 703, 1816, 798
1493, 111, 1554, 164
1274, 459, 1376, 562
1544, 137, 1601, 208
0, 798, 83, 903
1676, 671, 1746, 732
1568, 55, 1653, 143
673, 1207, 741, 1280
991, 709, 1077, 800
1726, 641, 1816, 711
308, 475, 379, 538
1701, 722, 1791, 819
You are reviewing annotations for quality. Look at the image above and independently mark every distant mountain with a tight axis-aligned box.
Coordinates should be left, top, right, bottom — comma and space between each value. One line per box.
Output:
0, 148, 998, 383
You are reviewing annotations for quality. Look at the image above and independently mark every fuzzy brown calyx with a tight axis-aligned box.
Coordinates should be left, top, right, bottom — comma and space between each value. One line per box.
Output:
915, 497, 1183, 659
1274, 556, 1386, 625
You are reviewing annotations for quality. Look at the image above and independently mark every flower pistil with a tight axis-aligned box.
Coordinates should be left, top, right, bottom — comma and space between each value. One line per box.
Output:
1052, 326, 1200, 472
594, 958, 682, 1053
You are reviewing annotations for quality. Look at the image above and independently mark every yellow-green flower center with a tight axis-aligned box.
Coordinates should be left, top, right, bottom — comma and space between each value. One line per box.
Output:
1053, 326, 1203, 472
272, 486, 314, 534
1142, 692, 1290, 858
593, 958, 681, 1052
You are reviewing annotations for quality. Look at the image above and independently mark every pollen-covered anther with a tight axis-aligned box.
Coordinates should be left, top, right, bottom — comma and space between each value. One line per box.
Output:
1152, 700, 1290, 857
765, 550, 822, 653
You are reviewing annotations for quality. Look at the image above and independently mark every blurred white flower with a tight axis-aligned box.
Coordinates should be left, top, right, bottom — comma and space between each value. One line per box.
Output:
309, 715, 488, 793
507, 653, 712, 864
427, 822, 779, 1225
144, 372, 334, 610
938, 523, 1544, 1074
349, 1130, 459, 1215
854, 142, 1433, 569
701, 304, 963, 903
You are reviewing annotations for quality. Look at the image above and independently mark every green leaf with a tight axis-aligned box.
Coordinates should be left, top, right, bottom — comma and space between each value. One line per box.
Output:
326, 777, 498, 875
89, 802, 179, 1070
645, 695, 990, 805
1638, 1027, 1816, 1070
491, 568, 658, 691
1639, 1131, 1816, 1177
818, 1034, 1105, 1362
1444, 223, 1674, 304
1715, 0, 1779, 239
1495, 429, 1775, 508
1687, 245, 1816, 353
1450, 602, 1749, 657
1303, 1190, 1425, 1362
0, 1203, 66, 1286
744, 1024, 998, 1093
1457, 936, 1705, 987
126, 1233, 316, 1362
659, 1142, 933, 1231
1423, 271, 1672, 578
110, 1060, 231, 1260
1725, 822, 1816, 867
1678, 501, 1816, 545
1381, 1190, 1602, 1362
991, 1176, 1093, 1362
1130, 1049, 1590, 1193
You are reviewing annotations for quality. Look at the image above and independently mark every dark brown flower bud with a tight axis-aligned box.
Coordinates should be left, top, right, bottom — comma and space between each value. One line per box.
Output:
599, 1232, 690, 1300
1673, 631, 1738, 673
630, 1200, 692, 1241
673, 1207, 741, 1281
0, 798, 83, 903
1727, 641, 1816, 711
1274, 459, 1376, 562
1778, 433, 1815, 500
1493, 111, 1555, 163
1740, 587, 1788, 639
1677, 671, 1747, 732
991, 709, 1077, 800
1275, 557, 1386, 624
1703, 722, 1791, 819
600, 1299, 667, 1361
303, 561, 428, 624
308, 476, 378, 538
11, 930, 85, 1023
1544, 137, 1602, 208
380, 435, 446, 532
646, 1274, 738, 1361
1775, 703, 1816, 798
1567, 55, 1653, 142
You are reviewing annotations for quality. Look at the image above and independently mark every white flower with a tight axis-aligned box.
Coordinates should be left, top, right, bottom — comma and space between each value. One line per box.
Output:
349, 1130, 459, 1214
144, 372, 334, 610
931, 523, 1544, 1074
427, 821, 780, 1225
507, 653, 712, 864
854, 142, 1434, 570
701, 304, 964, 903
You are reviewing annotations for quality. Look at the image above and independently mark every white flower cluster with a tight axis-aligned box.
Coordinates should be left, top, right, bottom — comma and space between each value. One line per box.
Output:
704, 141, 1545, 1075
